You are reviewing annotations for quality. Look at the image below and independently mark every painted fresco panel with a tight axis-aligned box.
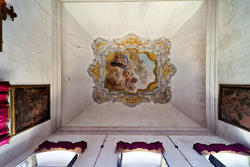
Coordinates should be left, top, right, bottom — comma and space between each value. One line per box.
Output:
88, 33, 176, 107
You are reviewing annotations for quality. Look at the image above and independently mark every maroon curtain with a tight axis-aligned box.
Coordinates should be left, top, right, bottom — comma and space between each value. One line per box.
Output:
193, 143, 250, 155
35, 140, 87, 154
116, 141, 165, 153
0, 82, 10, 147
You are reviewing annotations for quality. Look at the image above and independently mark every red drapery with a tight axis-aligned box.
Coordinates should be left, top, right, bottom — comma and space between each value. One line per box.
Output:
116, 141, 165, 153
0, 82, 10, 147
35, 140, 87, 154
193, 143, 250, 155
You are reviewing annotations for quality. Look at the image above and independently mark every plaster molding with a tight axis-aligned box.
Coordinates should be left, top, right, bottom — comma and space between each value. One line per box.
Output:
59, 126, 212, 135
205, 0, 216, 132
53, 0, 63, 130
61, 0, 204, 2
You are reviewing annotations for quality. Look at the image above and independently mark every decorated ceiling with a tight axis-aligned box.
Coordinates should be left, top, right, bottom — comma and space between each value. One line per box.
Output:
88, 33, 176, 107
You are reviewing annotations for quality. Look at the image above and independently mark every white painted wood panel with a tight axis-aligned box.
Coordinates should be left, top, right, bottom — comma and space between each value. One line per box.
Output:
4, 134, 235, 167
47, 132, 106, 167
169, 135, 231, 167
95, 135, 191, 167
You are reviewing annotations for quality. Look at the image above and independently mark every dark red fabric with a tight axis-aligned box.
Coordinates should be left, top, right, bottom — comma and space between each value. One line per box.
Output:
116, 141, 165, 153
0, 82, 10, 91
193, 143, 250, 155
0, 82, 10, 147
0, 93, 8, 103
35, 140, 87, 153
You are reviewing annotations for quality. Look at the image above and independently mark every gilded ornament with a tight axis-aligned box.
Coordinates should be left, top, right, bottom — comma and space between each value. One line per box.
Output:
91, 61, 101, 80
161, 60, 172, 79
88, 33, 176, 107
121, 36, 143, 47
114, 94, 150, 107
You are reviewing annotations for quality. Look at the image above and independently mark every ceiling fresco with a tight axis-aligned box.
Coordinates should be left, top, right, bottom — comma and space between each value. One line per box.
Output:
88, 33, 176, 107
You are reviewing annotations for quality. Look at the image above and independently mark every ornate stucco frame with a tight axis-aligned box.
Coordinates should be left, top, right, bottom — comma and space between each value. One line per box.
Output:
88, 33, 176, 107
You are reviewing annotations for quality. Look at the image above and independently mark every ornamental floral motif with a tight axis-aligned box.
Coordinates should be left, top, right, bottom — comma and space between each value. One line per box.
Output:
88, 33, 176, 107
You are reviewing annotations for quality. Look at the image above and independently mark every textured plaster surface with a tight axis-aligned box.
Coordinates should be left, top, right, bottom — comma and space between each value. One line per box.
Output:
68, 103, 201, 128
61, 6, 93, 125
216, 0, 250, 147
63, 1, 203, 39
170, 2, 206, 126
0, 0, 55, 166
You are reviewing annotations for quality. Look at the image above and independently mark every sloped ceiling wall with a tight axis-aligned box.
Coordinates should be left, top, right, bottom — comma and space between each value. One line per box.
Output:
61, 6, 93, 125
170, 3, 206, 126
61, 1, 206, 127
63, 1, 203, 39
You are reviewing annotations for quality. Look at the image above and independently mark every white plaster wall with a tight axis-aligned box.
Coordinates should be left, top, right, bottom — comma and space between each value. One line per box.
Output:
61, 6, 93, 125
62, 1, 206, 128
216, 0, 250, 147
63, 1, 203, 39
0, 0, 55, 166
170, 2, 206, 126
68, 102, 200, 128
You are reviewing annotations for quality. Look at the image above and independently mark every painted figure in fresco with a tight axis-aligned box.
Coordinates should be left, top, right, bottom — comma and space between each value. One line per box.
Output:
136, 59, 149, 86
105, 52, 127, 90
122, 70, 137, 93
89, 34, 177, 106
105, 48, 151, 93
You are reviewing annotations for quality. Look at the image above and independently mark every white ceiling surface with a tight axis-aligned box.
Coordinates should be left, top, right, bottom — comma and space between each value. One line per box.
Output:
63, 1, 203, 39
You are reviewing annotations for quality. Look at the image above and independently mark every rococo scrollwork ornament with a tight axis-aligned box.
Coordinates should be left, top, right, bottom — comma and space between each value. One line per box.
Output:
88, 33, 176, 107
